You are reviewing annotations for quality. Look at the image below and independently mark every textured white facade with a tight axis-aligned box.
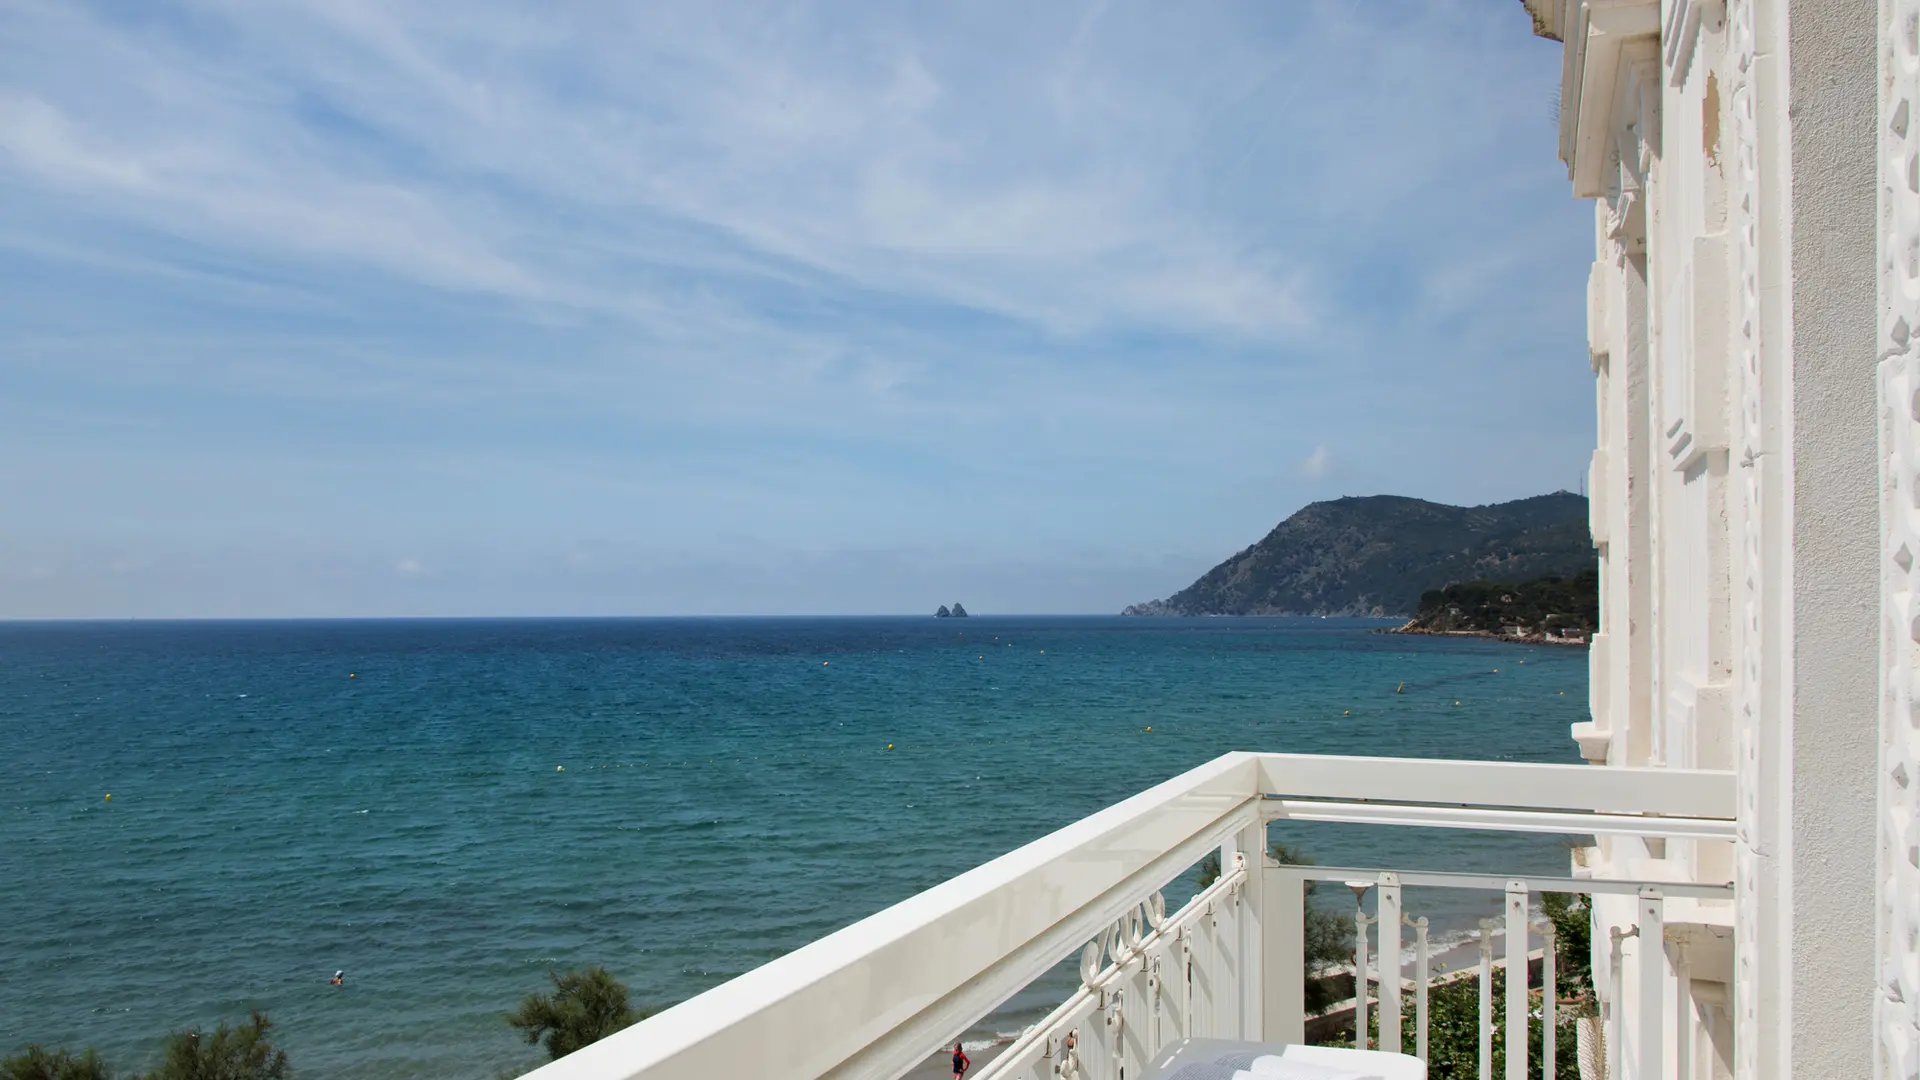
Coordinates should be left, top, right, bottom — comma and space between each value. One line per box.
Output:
1528, 0, 1881, 1076
1883, 0, 1920, 1071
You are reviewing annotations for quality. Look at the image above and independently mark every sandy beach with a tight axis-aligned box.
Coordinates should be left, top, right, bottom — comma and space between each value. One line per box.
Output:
901, 1043, 1008, 1080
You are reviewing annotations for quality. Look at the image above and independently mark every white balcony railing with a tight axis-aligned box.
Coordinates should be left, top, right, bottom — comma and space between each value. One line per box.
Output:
522, 753, 1735, 1080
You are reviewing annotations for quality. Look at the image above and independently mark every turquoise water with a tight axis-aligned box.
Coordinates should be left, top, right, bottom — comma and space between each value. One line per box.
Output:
0, 617, 1587, 1078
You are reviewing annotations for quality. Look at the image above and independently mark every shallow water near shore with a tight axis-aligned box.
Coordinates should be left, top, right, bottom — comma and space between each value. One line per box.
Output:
0, 616, 1587, 1078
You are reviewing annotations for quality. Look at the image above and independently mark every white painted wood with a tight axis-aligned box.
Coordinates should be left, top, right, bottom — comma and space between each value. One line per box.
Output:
1638, 889, 1665, 1080
1354, 903, 1371, 1051
1262, 799, 1735, 840
1379, 873, 1403, 1056
1414, 917, 1431, 1066
1506, 883, 1529, 1080
1480, 922, 1496, 1080
1264, 865, 1306, 1045
1252, 754, 1733, 819
509, 747, 1742, 1080
518, 754, 1260, 1080
1541, 920, 1557, 1080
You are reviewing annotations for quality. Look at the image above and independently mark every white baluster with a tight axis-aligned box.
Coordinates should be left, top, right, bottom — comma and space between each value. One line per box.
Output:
1636, 888, 1664, 1080
1412, 915, 1430, 1065
1379, 872, 1402, 1054
1479, 919, 1495, 1080
1168, 931, 1189, 1045
1607, 925, 1630, 1080
1266, 863, 1307, 1044
1672, 936, 1691, 1080
1348, 880, 1374, 1050
1505, 882, 1529, 1080
1195, 901, 1215, 1038
1540, 918, 1556, 1080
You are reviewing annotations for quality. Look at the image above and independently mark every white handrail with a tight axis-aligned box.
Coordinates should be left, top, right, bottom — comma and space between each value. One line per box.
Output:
521, 752, 1262, 1080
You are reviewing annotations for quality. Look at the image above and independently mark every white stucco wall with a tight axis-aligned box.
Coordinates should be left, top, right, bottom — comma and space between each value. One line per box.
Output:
1529, 0, 1881, 1074
1782, 3, 1880, 1078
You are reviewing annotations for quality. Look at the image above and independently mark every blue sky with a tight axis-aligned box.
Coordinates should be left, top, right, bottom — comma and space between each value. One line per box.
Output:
0, 0, 1592, 617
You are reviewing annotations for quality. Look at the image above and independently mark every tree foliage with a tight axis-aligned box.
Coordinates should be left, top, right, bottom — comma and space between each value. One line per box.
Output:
1410, 570, 1598, 637
139, 1012, 289, 1080
1, 1047, 112, 1080
507, 968, 643, 1062
1541, 892, 1596, 1017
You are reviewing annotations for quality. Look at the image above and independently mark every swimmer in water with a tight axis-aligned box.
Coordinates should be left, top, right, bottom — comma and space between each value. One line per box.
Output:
330, 970, 344, 988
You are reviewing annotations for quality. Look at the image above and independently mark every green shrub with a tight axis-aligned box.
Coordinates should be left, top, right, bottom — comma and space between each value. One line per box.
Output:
139, 1012, 288, 1080
507, 968, 645, 1062
1, 1047, 112, 1080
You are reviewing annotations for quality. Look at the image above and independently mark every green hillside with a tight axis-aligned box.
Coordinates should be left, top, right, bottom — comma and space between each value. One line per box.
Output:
1123, 492, 1593, 617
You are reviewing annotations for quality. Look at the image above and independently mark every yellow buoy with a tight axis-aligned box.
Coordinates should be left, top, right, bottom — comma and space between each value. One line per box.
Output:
1145, 726, 1152, 732
556, 765, 565, 772
1454, 701, 1462, 706
104, 794, 112, 802
887, 744, 894, 751
1493, 669, 1499, 673
1344, 710, 1350, 716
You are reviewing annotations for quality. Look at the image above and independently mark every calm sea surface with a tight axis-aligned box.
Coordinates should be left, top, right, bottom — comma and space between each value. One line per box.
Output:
0, 617, 1588, 1078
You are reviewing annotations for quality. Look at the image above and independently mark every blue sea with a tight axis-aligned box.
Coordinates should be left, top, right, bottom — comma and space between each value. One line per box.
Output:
0, 617, 1588, 1078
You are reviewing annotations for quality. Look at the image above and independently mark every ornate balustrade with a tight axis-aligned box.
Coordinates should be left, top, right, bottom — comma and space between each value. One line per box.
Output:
518, 753, 1734, 1080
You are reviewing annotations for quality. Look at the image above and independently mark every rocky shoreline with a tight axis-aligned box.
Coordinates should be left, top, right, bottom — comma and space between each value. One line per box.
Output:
1377, 621, 1588, 647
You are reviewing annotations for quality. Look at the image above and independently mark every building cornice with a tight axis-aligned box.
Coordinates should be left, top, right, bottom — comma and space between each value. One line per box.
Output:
1568, 0, 1660, 199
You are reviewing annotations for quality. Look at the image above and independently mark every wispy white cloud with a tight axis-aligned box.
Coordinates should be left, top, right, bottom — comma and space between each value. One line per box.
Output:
0, 0, 1599, 616
0, 0, 1555, 343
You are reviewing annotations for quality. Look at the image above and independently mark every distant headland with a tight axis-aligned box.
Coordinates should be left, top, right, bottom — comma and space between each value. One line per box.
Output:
1122, 492, 1592, 617
934, 603, 970, 618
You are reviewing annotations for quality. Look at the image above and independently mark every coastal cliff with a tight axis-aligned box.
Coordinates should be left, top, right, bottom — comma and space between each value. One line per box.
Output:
1123, 492, 1592, 617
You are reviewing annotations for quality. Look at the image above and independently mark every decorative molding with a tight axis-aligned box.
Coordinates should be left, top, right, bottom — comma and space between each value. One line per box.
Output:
1724, 0, 1763, 1076
1664, 0, 1725, 88
1602, 42, 1662, 256
1879, 0, 1920, 1072
1570, 0, 1662, 198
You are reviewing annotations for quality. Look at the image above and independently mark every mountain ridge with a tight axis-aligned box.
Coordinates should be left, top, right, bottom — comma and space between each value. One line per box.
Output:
1123, 492, 1593, 618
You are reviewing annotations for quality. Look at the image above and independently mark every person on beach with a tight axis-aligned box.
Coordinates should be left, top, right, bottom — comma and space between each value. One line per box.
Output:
330, 970, 345, 987
951, 1043, 970, 1080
